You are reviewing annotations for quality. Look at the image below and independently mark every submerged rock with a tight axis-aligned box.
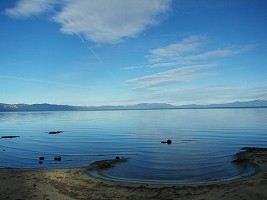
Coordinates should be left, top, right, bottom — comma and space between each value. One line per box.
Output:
88, 157, 128, 171
233, 147, 267, 168
39, 157, 45, 160
54, 156, 62, 161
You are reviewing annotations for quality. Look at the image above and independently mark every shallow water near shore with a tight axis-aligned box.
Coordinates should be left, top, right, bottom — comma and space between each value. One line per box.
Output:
1, 108, 267, 183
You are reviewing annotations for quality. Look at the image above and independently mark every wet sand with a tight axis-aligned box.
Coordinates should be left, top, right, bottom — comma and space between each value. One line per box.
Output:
1, 148, 267, 200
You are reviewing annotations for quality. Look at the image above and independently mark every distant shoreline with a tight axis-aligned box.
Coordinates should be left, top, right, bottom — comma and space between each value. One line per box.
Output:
0, 147, 267, 199
1, 107, 267, 113
1, 100, 267, 112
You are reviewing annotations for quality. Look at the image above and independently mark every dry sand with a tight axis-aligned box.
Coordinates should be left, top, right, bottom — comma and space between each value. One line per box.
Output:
1, 148, 267, 200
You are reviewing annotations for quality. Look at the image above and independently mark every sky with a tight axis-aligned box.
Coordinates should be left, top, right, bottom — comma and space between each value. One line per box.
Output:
0, 0, 267, 106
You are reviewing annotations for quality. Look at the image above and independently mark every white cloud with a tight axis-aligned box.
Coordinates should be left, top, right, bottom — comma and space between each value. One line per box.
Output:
123, 36, 252, 70
120, 36, 255, 104
146, 37, 251, 64
145, 35, 205, 63
52, 0, 171, 44
5, 0, 56, 18
121, 61, 194, 70
6, 0, 171, 44
149, 36, 202, 57
124, 64, 218, 89
185, 48, 245, 61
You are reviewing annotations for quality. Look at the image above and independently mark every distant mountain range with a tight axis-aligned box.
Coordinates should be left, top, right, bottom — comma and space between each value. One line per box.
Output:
0, 100, 267, 112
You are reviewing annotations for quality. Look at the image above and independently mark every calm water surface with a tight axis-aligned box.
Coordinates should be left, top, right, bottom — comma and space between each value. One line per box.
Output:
1, 109, 267, 183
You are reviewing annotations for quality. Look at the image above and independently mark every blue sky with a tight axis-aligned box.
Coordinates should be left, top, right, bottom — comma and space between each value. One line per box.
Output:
0, 0, 267, 106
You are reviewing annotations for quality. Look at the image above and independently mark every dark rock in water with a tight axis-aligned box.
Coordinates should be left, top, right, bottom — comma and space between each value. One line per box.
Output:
98, 162, 112, 169
39, 161, 43, 164
39, 157, 45, 160
232, 149, 250, 163
48, 131, 64, 134
3, 149, 5, 151
116, 157, 120, 160
89, 157, 128, 171
161, 139, 172, 144
1, 136, 20, 139
54, 156, 62, 161
167, 139, 172, 144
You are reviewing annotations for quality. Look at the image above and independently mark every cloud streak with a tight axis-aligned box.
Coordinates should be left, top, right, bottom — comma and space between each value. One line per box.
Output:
122, 36, 251, 70
149, 36, 202, 57
124, 64, 218, 90
74, 33, 103, 62
146, 36, 251, 64
6, 0, 171, 44
184, 47, 251, 61
122, 35, 253, 98
0, 75, 92, 89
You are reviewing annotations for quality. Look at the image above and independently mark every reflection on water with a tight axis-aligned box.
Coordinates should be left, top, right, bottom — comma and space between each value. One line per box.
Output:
0, 108, 267, 183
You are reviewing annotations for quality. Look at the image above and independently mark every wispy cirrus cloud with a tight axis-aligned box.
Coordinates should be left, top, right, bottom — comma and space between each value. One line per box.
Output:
122, 35, 254, 99
122, 60, 194, 70
5, 0, 171, 44
149, 35, 202, 57
184, 45, 253, 61
124, 64, 218, 90
122, 36, 252, 70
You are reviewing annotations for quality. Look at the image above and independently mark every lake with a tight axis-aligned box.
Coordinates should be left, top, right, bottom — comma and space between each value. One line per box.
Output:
1, 108, 267, 183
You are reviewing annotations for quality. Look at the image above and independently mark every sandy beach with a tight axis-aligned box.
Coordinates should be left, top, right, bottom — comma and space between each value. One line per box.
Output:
1, 148, 267, 200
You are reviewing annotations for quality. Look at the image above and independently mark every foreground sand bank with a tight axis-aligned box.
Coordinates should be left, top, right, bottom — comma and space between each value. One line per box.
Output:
1, 148, 267, 200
